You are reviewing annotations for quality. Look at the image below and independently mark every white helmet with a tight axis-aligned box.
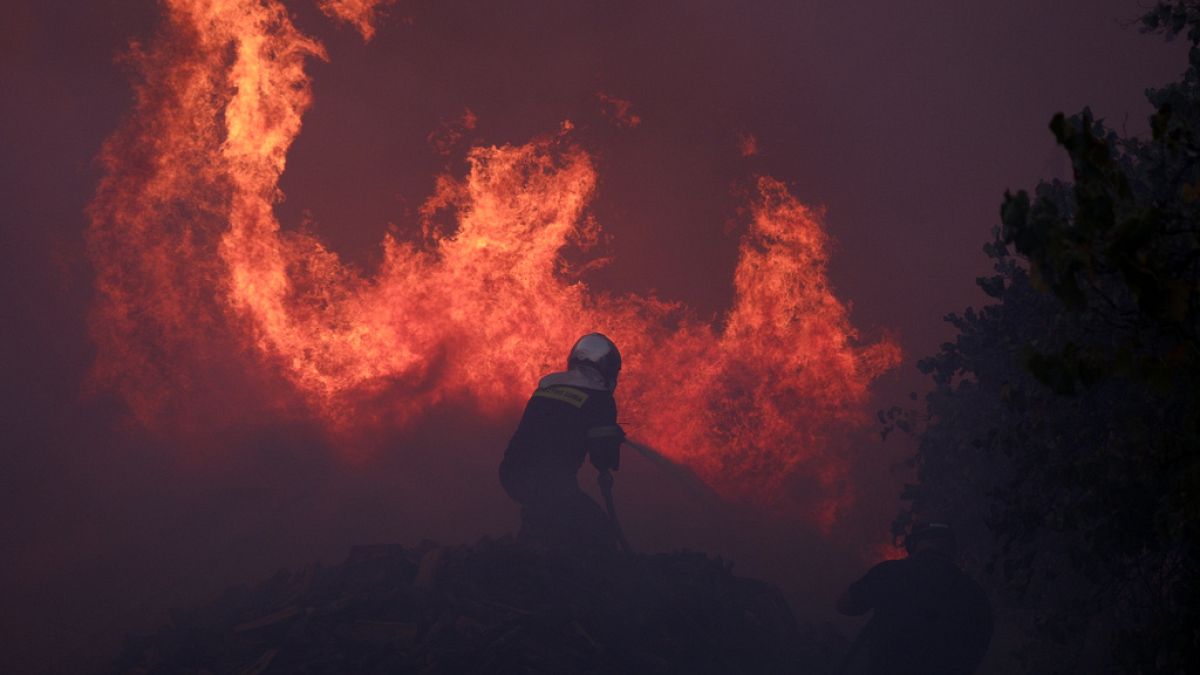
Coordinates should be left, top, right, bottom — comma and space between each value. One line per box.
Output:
568, 333, 622, 389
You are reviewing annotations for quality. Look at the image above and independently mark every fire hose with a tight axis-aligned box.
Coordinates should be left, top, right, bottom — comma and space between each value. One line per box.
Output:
597, 469, 632, 554
624, 439, 723, 505
597, 439, 725, 555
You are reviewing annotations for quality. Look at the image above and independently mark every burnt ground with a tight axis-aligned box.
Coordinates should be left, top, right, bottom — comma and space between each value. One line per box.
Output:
106, 537, 846, 674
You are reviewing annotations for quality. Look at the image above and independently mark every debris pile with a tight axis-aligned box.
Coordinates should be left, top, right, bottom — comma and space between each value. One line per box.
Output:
108, 537, 843, 674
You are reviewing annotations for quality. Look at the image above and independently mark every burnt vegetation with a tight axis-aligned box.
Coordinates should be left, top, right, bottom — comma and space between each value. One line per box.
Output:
886, 1, 1200, 672
107, 539, 842, 675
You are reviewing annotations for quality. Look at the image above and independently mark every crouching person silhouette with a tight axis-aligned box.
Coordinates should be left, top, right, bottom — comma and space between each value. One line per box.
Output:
499, 333, 626, 552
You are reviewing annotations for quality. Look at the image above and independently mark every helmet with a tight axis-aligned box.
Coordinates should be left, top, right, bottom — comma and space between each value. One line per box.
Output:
568, 333, 622, 389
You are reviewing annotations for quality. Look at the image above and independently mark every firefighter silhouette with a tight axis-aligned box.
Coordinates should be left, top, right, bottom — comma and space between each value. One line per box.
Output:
499, 333, 626, 551
836, 521, 993, 675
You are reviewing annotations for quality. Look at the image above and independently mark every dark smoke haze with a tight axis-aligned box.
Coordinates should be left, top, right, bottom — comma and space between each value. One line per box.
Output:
0, 1, 1185, 672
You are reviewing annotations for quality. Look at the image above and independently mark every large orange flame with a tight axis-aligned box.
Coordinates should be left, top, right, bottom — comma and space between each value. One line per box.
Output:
87, 0, 900, 528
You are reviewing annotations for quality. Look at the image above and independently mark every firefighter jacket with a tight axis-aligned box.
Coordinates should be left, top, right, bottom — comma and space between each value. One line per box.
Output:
501, 366, 625, 484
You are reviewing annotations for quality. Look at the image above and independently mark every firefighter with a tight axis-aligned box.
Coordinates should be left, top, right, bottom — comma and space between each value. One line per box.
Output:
499, 333, 626, 552
836, 521, 993, 675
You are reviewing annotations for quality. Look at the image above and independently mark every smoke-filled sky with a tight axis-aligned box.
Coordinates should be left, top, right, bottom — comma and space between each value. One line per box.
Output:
0, 0, 1186, 672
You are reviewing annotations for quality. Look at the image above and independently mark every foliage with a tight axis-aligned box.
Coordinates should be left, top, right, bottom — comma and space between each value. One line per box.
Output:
894, 2, 1200, 671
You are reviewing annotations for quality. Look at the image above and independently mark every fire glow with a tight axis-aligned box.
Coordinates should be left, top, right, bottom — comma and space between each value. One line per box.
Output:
86, 0, 900, 528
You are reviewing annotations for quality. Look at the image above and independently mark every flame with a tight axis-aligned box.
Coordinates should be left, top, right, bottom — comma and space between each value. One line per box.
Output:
738, 132, 759, 157
318, 0, 395, 41
428, 108, 478, 156
87, 0, 900, 528
596, 92, 642, 129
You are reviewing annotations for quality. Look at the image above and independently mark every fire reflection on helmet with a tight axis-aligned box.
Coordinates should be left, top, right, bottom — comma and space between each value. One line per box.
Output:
568, 333, 622, 390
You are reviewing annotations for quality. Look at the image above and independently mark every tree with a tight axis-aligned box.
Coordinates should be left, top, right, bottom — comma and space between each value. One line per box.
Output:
892, 3, 1200, 672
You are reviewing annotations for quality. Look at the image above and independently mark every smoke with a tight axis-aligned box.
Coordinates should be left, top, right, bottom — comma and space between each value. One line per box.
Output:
2, 1, 926, 671
86, 0, 899, 525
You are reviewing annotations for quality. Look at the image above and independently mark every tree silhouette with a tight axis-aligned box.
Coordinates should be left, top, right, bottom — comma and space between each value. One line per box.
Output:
892, 3, 1200, 671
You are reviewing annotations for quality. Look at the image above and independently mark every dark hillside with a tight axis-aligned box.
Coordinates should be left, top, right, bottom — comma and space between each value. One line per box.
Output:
108, 538, 842, 675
